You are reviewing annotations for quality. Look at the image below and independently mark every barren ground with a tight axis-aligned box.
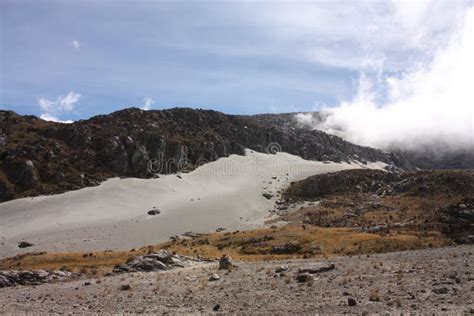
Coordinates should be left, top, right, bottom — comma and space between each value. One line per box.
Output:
1, 245, 473, 314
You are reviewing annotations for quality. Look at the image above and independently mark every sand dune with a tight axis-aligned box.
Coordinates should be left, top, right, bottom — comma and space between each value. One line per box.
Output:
0, 150, 386, 258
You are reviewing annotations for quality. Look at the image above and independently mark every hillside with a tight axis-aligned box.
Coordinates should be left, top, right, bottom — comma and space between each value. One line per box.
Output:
0, 108, 411, 202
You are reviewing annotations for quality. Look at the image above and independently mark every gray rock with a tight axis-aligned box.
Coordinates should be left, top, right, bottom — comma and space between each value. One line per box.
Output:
218, 254, 233, 270
275, 265, 289, 273
146, 249, 173, 264
298, 263, 336, 274
209, 273, 220, 281
0, 270, 73, 288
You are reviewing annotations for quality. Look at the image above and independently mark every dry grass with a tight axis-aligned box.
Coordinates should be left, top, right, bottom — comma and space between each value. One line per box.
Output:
0, 224, 448, 274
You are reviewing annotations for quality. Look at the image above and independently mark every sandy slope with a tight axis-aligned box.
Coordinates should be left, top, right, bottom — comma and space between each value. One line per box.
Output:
0, 151, 386, 258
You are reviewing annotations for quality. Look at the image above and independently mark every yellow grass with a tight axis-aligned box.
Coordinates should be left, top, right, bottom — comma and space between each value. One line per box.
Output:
0, 225, 449, 274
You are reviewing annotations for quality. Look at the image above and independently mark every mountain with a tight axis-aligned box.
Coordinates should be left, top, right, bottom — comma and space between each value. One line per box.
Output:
0, 108, 412, 202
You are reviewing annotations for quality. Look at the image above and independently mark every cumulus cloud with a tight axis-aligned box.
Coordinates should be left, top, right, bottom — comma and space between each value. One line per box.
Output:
300, 6, 474, 153
72, 40, 80, 49
141, 97, 154, 110
38, 91, 80, 123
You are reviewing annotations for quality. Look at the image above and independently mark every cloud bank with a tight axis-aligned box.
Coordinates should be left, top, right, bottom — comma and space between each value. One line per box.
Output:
38, 91, 80, 123
300, 6, 474, 153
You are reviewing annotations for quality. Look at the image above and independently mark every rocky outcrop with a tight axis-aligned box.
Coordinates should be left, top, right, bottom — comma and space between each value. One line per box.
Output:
283, 169, 474, 201
0, 108, 413, 202
0, 270, 74, 288
113, 250, 204, 273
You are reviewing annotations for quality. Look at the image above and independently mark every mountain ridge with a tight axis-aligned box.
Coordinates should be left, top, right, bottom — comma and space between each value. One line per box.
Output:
0, 107, 411, 202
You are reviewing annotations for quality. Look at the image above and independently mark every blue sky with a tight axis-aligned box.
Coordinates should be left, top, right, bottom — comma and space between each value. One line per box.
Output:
0, 0, 471, 122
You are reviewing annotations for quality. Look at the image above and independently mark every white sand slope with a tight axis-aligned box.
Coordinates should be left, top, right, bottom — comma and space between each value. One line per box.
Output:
0, 150, 387, 258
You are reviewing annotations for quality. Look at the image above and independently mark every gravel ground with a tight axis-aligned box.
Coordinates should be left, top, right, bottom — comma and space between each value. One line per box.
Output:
1, 245, 473, 314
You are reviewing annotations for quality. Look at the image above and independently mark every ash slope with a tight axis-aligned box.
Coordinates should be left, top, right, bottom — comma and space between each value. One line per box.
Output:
0, 108, 410, 202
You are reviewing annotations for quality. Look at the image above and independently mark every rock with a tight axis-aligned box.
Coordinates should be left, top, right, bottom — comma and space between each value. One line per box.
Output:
147, 249, 173, 264
216, 227, 226, 232
296, 273, 313, 283
262, 193, 273, 200
18, 241, 33, 248
275, 265, 289, 273
113, 251, 202, 273
366, 225, 389, 234
0, 270, 73, 288
120, 284, 131, 291
298, 263, 336, 274
348, 297, 357, 306
271, 241, 302, 254
116, 257, 169, 273
218, 254, 233, 270
213, 304, 221, 311
432, 287, 449, 295
209, 273, 220, 281
147, 208, 161, 216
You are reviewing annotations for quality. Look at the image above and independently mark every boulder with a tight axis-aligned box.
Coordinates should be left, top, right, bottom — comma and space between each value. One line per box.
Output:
18, 241, 33, 248
296, 273, 313, 283
146, 249, 173, 264
275, 265, 289, 273
298, 262, 336, 274
147, 208, 161, 216
218, 254, 233, 270
115, 257, 169, 273
348, 297, 357, 306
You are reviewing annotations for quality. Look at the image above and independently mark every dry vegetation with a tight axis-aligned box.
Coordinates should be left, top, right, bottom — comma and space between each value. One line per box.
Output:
0, 225, 448, 274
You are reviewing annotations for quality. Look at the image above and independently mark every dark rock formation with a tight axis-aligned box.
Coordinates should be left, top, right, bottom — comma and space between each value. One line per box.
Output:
0, 108, 413, 202
284, 169, 474, 201
0, 270, 73, 288
18, 241, 34, 248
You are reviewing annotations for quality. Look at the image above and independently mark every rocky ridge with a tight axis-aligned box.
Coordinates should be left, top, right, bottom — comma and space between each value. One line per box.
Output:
0, 108, 411, 202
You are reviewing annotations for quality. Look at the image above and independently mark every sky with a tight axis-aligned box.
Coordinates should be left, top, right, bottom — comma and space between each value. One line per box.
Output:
0, 0, 473, 124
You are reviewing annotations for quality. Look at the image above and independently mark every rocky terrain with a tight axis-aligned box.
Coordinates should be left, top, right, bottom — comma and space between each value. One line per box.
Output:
0, 108, 411, 202
0, 246, 472, 314
282, 169, 474, 244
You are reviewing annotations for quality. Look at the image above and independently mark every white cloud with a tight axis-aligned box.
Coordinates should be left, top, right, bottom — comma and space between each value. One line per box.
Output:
72, 40, 80, 49
141, 97, 154, 110
38, 91, 80, 123
303, 6, 474, 152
